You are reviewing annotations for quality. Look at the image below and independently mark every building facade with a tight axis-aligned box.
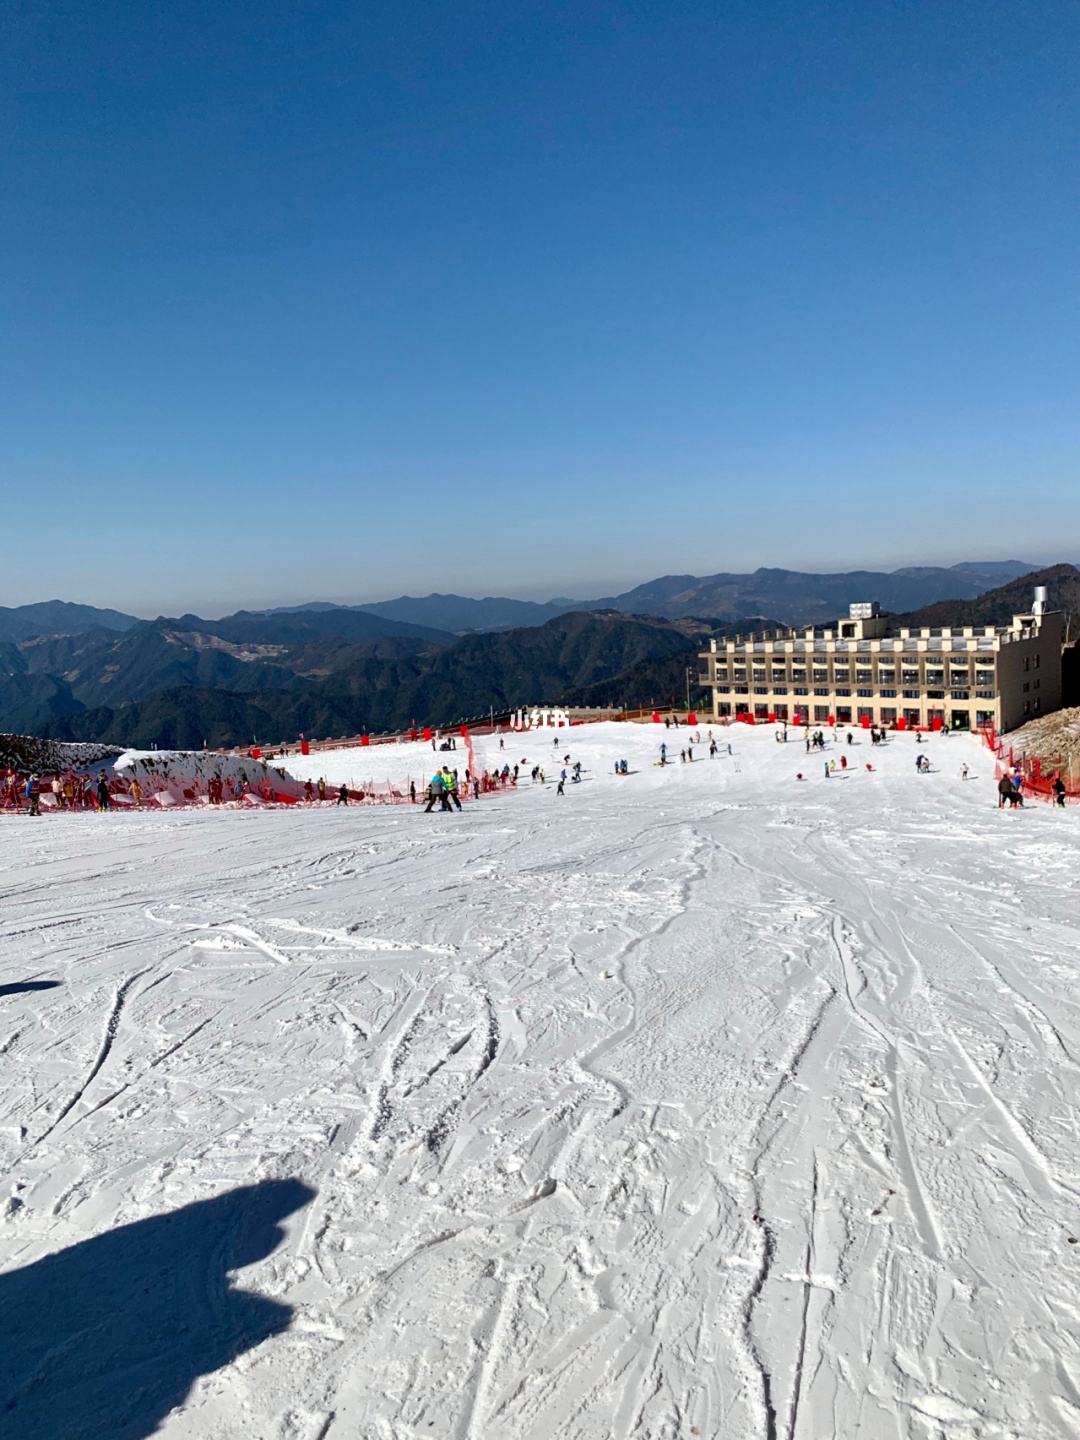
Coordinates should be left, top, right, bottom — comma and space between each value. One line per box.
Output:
699, 596, 1063, 733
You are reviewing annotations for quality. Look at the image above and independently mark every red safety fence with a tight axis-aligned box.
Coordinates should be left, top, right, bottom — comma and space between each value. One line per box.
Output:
978, 725, 1079, 805
0, 757, 521, 815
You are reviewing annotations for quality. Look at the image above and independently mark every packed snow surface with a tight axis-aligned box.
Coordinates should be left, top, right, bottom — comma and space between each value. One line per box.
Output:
2, 723, 1078, 1440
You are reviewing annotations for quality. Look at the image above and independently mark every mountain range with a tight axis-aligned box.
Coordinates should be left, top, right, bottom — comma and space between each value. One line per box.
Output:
252, 560, 1040, 633
1, 560, 1075, 748
20, 612, 720, 750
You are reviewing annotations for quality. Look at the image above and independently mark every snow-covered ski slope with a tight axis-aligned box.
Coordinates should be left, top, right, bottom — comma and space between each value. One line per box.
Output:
1, 723, 1078, 1440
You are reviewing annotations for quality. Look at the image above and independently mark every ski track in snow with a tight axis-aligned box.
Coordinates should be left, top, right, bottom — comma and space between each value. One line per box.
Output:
1, 723, 1079, 1439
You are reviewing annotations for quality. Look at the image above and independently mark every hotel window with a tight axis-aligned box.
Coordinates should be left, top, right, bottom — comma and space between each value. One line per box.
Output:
835, 687, 851, 697
856, 670, 873, 683
856, 688, 873, 698
880, 688, 897, 698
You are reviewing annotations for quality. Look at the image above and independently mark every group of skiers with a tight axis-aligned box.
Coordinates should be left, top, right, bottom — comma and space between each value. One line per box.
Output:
657, 731, 723, 767
3, 769, 113, 814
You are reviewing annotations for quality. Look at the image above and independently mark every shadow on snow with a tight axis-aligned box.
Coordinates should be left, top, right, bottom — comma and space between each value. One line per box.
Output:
1, 1178, 315, 1439
0, 981, 62, 998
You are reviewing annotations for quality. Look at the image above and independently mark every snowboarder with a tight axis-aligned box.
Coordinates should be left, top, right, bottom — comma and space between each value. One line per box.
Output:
337, 783, 348, 805
1052, 776, 1066, 807
556, 778, 565, 796
960, 763, 969, 782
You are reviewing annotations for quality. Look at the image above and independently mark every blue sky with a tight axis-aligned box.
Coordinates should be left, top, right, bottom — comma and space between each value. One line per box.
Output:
3, 0, 1078, 615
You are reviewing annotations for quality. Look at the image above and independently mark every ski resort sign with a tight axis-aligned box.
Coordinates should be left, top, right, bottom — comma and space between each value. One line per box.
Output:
511, 706, 569, 730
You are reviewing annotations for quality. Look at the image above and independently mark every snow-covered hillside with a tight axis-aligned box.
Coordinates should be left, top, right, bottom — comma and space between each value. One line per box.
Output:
1, 723, 1078, 1439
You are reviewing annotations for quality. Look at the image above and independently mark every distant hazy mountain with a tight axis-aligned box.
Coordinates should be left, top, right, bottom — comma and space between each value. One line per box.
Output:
257, 564, 1041, 636
589, 562, 1040, 626
0, 600, 139, 643
354, 593, 579, 633
897, 563, 1080, 630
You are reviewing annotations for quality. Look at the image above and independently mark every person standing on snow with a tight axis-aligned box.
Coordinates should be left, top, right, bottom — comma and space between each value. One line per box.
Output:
443, 767, 462, 811
337, 783, 348, 805
317, 777, 326, 802
424, 771, 447, 812
997, 774, 1015, 809
97, 772, 110, 811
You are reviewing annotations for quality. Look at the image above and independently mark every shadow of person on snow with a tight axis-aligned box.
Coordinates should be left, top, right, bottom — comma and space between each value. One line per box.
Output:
1, 1177, 314, 1440
0, 981, 62, 998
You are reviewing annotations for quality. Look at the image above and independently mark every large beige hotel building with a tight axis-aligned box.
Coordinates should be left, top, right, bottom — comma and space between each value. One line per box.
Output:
699, 590, 1063, 734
